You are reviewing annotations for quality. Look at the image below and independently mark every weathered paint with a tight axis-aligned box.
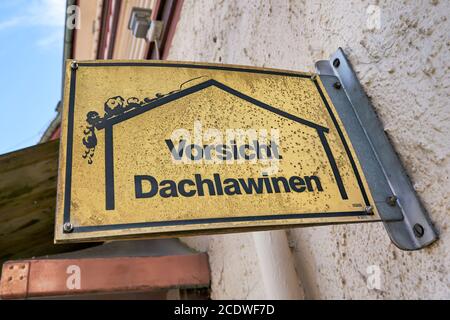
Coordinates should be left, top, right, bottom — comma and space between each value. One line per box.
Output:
55, 60, 379, 243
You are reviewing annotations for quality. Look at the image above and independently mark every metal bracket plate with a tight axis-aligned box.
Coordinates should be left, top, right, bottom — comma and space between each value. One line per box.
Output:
315, 48, 438, 250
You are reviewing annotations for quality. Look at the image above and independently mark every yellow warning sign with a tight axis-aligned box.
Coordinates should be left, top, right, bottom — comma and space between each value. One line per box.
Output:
55, 60, 379, 243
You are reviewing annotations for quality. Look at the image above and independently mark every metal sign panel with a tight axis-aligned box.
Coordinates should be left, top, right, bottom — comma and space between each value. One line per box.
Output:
55, 60, 380, 243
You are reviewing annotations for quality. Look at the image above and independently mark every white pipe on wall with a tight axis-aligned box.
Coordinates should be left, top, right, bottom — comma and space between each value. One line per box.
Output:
253, 230, 304, 300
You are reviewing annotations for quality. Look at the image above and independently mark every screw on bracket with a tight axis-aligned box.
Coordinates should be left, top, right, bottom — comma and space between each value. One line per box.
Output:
386, 195, 397, 206
63, 222, 74, 233
413, 224, 425, 238
333, 81, 342, 89
333, 58, 340, 68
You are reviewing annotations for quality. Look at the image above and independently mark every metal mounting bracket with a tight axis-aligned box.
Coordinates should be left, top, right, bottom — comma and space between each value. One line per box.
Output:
315, 48, 438, 250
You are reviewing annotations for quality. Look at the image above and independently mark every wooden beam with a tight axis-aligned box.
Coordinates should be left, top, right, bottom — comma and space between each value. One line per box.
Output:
1, 254, 210, 299
0, 140, 98, 265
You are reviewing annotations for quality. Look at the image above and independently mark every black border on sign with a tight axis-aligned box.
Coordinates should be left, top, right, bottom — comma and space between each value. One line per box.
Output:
63, 62, 371, 234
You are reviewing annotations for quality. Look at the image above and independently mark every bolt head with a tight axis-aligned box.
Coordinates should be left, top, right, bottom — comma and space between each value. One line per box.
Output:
63, 222, 74, 233
333, 81, 342, 89
365, 206, 374, 214
70, 60, 78, 70
413, 224, 425, 238
333, 58, 340, 68
386, 195, 398, 206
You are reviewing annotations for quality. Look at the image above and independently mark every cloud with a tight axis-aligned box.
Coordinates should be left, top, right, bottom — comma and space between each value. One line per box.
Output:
27, 0, 66, 27
0, 16, 23, 31
37, 30, 64, 48
0, 0, 66, 48
0, 0, 66, 28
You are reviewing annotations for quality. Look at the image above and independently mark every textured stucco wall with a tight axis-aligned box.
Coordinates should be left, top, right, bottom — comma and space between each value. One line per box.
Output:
169, 0, 450, 299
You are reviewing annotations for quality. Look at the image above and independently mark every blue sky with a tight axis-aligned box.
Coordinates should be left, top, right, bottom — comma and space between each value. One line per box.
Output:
0, 0, 66, 155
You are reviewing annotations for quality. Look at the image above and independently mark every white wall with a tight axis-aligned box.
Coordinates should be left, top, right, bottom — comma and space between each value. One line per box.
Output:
169, 0, 450, 299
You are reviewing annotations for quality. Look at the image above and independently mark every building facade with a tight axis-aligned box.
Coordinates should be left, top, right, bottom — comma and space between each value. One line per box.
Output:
38, 0, 450, 299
